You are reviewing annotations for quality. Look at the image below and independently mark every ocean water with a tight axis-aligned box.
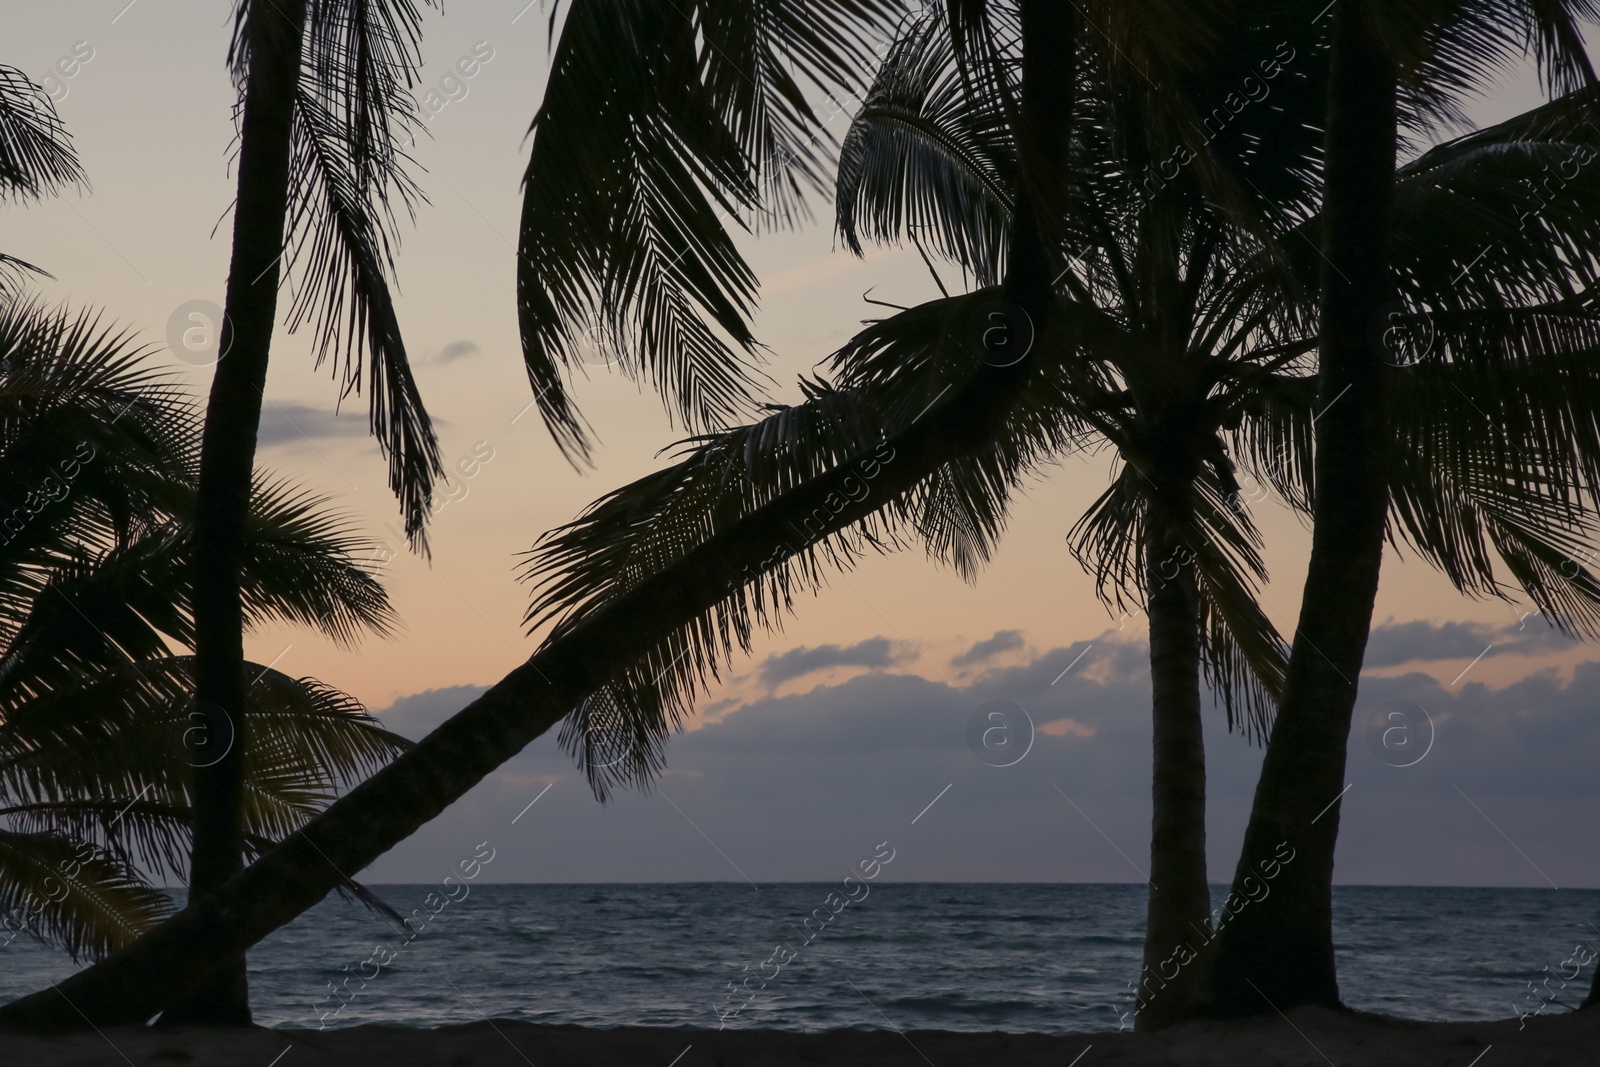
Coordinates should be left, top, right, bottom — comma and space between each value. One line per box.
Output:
1, 884, 1596, 1033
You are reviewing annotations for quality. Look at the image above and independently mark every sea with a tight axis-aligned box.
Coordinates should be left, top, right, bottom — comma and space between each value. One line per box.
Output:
1, 884, 1595, 1033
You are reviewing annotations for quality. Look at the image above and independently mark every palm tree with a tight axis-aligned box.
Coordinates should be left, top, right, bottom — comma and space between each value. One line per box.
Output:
1206, 0, 1600, 1015
3, 58, 406, 959
831, 15, 1302, 1028
0, 298, 409, 961
185, 0, 442, 1022
0, 0, 1076, 1028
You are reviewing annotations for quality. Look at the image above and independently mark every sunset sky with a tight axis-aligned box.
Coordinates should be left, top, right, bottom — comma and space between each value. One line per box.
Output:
8, 3, 1598, 887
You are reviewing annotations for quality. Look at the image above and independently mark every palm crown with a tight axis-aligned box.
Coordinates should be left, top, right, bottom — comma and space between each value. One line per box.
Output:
0, 300, 409, 960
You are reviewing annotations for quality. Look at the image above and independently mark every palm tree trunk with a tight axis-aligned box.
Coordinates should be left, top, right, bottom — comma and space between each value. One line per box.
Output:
0, 1, 1080, 1032
1137, 519, 1210, 1030
1202, 1, 1395, 1016
164, 0, 306, 1027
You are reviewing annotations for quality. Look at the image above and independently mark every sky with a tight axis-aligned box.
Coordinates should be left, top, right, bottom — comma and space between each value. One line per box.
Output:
6, 2, 1598, 887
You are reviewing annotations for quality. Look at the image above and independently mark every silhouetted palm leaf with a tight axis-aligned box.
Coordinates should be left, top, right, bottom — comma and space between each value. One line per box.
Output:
515, 0, 903, 461
0, 64, 87, 300
0, 65, 83, 203
226, 0, 443, 548
0, 829, 174, 962
284, 84, 439, 548
837, 13, 1014, 287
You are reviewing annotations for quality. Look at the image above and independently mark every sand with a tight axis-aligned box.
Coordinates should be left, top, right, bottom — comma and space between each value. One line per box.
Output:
0, 1006, 1593, 1066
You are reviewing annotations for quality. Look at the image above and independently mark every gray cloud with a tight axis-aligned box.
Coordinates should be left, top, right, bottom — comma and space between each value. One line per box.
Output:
377, 684, 488, 743
952, 629, 1026, 668
364, 636, 1165, 884
1363, 620, 1500, 666
756, 637, 913, 687
1364, 618, 1576, 667
257, 402, 367, 447
361, 625, 1600, 888
434, 339, 481, 363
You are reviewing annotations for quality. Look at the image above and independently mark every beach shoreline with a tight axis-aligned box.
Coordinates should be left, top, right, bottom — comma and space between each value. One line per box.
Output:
2, 1005, 1595, 1066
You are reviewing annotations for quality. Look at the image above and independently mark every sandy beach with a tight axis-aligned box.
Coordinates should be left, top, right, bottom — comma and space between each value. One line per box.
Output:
1, 1006, 1594, 1067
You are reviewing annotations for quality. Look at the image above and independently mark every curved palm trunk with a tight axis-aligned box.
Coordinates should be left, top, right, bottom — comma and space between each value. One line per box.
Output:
1136, 520, 1210, 1030
1202, 2, 1395, 1016
0, 326, 1036, 1033
167, 0, 307, 1027
0, 1, 1079, 1032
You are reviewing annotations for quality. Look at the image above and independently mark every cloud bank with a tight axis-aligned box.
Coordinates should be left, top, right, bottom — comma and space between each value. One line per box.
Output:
361, 623, 1599, 888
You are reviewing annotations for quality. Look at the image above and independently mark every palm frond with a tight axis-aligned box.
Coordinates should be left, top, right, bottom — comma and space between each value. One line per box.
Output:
1385, 340, 1600, 635
1066, 463, 1147, 616
0, 656, 408, 883
239, 667, 412, 839
1407, 0, 1600, 131
0, 253, 48, 303
0, 301, 192, 645
0, 65, 84, 203
1225, 369, 1318, 514
523, 383, 903, 799
1482, 494, 1600, 636
1389, 88, 1600, 312
836, 12, 1015, 288
283, 74, 440, 550
516, 0, 902, 461
0, 830, 174, 962
1187, 476, 1286, 741
0, 476, 395, 711
1068, 454, 1286, 741
303, 0, 436, 182
237, 476, 399, 645
231, 0, 445, 547
0, 536, 190, 712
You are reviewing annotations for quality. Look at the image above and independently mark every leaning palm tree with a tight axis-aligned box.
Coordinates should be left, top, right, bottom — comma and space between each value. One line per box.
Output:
185, 0, 442, 1021
0, 298, 410, 962
0, 63, 85, 298
0, 0, 1076, 1028
834, 12, 1299, 1027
